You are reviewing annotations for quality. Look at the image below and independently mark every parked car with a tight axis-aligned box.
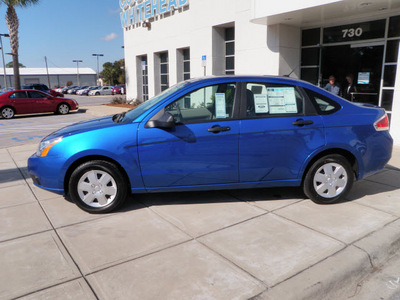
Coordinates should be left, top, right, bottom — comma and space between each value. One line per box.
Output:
111, 84, 125, 95
0, 89, 78, 119
28, 76, 393, 213
53, 87, 64, 93
61, 86, 79, 94
88, 86, 114, 96
77, 86, 98, 96
22, 84, 64, 97
68, 86, 89, 94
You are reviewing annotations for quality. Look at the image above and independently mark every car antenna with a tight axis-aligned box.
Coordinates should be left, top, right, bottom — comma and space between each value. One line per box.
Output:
284, 65, 298, 77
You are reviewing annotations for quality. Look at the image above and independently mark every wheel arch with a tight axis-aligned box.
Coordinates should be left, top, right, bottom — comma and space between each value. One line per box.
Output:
1, 105, 16, 115
57, 102, 71, 109
301, 148, 359, 185
63, 155, 131, 195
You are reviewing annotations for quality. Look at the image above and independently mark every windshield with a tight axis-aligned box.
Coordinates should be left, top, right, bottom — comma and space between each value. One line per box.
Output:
116, 81, 189, 123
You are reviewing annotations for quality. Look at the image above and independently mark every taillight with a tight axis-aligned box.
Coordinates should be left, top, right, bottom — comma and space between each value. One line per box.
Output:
374, 114, 389, 131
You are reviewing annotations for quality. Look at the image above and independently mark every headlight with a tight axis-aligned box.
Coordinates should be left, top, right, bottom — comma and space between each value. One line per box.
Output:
36, 137, 63, 157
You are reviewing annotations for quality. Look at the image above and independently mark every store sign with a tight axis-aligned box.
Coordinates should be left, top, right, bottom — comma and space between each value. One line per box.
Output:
120, 0, 189, 29
323, 19, 386, 44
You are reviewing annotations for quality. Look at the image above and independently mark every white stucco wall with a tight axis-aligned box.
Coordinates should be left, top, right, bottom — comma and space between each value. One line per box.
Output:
389, 40, 400, 146
123, 0, 299, 101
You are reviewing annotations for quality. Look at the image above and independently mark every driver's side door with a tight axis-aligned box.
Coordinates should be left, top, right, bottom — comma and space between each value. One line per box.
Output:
28, 91, 56, 113
137, 82, 240, 189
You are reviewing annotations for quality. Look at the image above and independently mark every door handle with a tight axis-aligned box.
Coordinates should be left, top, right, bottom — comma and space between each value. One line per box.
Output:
292, 119, 314, 126
207, 126, 231, 133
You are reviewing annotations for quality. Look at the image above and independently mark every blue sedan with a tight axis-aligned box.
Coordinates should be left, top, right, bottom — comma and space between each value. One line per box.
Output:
28, 76, 393, 213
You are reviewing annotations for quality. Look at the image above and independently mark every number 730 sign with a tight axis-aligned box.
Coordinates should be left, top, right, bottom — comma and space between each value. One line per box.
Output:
323, 19, 386, 43
342, 27, 363, 38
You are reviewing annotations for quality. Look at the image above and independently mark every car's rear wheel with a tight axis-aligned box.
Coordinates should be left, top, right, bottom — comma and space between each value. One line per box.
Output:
69, 160, 128, 213
57, 103, 70, 115
303, 154, 354, 204
1, 106, 15, 119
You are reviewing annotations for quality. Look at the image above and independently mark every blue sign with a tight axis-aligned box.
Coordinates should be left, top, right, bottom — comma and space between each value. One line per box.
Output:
202, 55, 206, 67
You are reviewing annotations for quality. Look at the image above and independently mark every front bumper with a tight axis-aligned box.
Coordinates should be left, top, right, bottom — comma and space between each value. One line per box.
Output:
28, 154, 65, 195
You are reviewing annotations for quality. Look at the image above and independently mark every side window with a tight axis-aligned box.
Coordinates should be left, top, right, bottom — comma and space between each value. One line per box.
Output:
28, 91, 46, 99
165, 83, 236, 124
304, 88, 341, 115
246, 83, 304, 118
9, 92, 27, 99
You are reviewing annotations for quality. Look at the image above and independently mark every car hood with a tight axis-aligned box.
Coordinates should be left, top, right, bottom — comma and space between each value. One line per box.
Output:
44, 115, 119, 140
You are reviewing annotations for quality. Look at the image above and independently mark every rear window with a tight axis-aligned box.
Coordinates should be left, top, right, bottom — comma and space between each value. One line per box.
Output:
304, 88, 341, 115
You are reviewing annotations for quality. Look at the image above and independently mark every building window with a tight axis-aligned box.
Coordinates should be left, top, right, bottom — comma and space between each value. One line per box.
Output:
160, 52, 169, 92
225, 27, 235, 75
141, 56, 149, 101
183, 48, 190, 80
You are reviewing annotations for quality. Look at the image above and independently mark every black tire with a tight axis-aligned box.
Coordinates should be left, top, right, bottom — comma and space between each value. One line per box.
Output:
96, 92, 100, 96
68, 160, 128, 213
1, 106, 15, 119
303, 154, 354, 204
57, 103, 70, 115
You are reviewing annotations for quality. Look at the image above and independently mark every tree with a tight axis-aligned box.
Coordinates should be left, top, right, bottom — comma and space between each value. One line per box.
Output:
100, 59, 125, 85
6, 61, 25, 68
0, 0, 39, 90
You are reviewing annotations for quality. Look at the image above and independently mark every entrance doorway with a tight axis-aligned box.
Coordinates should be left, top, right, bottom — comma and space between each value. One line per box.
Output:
321, 44, 384, 105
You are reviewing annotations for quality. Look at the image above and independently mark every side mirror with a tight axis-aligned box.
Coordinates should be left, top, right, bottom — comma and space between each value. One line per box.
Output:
146, 111, 175, 129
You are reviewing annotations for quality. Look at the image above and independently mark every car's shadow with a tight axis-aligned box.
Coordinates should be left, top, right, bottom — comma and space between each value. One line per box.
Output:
112, 167, 400, 213
2, 109, 87, 120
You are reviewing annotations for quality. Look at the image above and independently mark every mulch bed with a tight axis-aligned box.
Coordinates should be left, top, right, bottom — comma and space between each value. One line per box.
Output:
104, 103, 137, 108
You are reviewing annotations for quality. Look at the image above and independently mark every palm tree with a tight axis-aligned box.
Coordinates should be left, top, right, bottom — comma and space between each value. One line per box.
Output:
0, 0, 39, 90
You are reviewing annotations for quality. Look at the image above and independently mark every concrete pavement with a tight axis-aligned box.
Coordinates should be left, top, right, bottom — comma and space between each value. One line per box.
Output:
1, 105, 400, 299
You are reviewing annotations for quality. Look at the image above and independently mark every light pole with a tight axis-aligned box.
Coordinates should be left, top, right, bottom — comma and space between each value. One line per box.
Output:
92, 54, 103, 84
72, 60, 83, 86
0, 34, 10, 89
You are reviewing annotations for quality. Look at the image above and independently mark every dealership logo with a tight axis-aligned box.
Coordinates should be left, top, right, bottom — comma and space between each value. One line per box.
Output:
120, 0, 189, 29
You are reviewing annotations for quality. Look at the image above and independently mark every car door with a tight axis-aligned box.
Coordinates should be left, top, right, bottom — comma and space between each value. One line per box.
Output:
8, 91, 32, 114
138, 81, 240, 189
239, 81, 326, 182
28, 91, 56, 113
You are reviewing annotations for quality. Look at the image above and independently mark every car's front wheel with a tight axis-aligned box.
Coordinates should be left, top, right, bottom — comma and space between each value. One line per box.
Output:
57, 103, 70, 115
0, 106, 15, 119
303, 154, 354, 204
68, 160, 128, 213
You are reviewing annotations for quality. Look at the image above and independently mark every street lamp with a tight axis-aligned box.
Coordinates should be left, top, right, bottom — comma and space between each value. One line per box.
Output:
0, 34, 10, 89
92, 54, 103, 84
72, 60, 83, 86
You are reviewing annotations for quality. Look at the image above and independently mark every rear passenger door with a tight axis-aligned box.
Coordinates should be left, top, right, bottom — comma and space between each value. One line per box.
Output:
8, 91, 31, 114
239, 81, 326, 182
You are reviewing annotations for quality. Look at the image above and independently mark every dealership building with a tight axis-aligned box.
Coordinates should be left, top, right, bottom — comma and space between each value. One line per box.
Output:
121, 0, 400, 144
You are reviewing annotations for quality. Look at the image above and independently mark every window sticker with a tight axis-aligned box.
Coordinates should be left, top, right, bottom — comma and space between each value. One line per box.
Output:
254, 94, 269, 113
267, 87, 298, 114
215, 93, 227, 118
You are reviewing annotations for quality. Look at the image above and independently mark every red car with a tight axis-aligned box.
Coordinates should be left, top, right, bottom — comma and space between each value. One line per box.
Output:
111, 84, 125, 95
0, 90, 79, 119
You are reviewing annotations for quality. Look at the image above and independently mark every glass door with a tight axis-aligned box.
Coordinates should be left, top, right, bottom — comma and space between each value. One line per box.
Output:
321, 44, 384, 105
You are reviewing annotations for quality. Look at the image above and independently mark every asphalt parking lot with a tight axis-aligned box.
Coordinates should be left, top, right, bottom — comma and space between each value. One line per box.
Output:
1, 106, 400, 299
0, 95, 117, 149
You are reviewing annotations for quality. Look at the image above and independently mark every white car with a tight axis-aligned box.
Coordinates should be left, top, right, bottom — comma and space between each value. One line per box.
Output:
77, 86, 97, 95
88, 86, 114, 96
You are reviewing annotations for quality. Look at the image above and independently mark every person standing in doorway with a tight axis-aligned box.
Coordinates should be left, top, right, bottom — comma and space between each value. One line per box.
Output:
343, 74, 357, 101
324, 75, 341, 96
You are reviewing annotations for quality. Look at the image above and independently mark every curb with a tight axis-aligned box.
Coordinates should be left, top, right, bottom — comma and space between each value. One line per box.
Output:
253, 219, 400, 299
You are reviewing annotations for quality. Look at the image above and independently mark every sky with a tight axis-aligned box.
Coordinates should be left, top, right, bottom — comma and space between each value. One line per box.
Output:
0, 0, 124, 72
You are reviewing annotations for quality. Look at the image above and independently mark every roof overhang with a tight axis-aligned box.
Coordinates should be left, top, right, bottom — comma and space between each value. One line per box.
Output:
251, 0, 400, 28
